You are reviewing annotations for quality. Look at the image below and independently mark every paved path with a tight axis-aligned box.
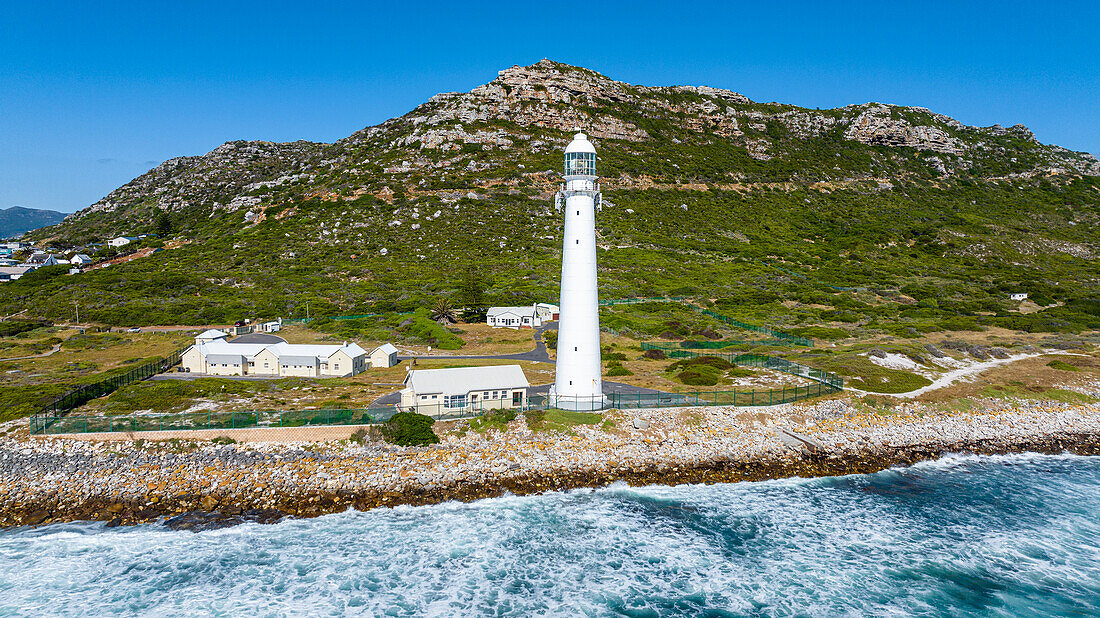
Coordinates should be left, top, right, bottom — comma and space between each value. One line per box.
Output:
0, 343, 61, 362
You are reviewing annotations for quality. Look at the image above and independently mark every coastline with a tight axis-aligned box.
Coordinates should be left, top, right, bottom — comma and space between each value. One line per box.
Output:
2, 398, 1099, 529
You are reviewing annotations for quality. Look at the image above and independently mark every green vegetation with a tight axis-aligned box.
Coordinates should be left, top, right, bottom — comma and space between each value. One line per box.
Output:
666, 355, 737, 386
1046, 359, 1081, 372
979, 382, 1097, 404
808, 355, 933, 394
380, 412, 440, 446
523, 409, 603, 433
467, 408, 517, 433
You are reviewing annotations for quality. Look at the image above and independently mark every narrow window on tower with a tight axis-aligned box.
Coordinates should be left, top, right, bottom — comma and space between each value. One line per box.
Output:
576, 239, 579, 244
576, 211, 579, 215
574, 347, 578, 351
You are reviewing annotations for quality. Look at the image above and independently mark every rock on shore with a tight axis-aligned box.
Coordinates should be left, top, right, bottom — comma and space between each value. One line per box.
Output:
1, 398, 1099, 528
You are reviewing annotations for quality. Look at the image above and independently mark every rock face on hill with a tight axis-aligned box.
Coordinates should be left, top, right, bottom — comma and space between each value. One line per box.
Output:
55, 59, 1098, 234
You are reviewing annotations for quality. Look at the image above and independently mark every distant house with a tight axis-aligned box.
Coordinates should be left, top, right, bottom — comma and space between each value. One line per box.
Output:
0, 258, 17, 267
487, 305, 543, 328
0, 265, 36, 282
400, 365, 529, 414
70, 254, 94, 266
108, 236, 138, 248
370, 343, 399, 368
259, 320, 282, 333
24, 253, 58, 267
1009, 293, 1029, 301
182, 338, 368, 377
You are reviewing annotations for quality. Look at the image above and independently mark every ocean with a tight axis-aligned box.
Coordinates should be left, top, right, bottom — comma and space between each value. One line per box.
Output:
2, 453, 1099, 616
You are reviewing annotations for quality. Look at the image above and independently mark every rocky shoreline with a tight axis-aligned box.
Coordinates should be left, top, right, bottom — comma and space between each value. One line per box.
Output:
2, 398, 1098, 530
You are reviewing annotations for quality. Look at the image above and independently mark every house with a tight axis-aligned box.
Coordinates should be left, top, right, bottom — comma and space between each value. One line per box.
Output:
400, 365, 529, 414
260, 320, 282, 333
108, 236, 138, 248
194, 329, 230, 345
0, 259, 17, 267
534, 303, 560, 321
487, 305, 543, 328
370, 343, 399, 368
24, 253, 58, 267
1009, 293, 1029, 301
181, 338, 368, 377
0, 265, 36, 282
70, 254, 94, 266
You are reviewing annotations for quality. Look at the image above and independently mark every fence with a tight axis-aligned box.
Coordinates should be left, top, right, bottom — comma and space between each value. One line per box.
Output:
30, 408, 399, 435
690, 308, 814, 347
640, 344, 843, 390
35, 348, 186, 417
598, 296, 688, 307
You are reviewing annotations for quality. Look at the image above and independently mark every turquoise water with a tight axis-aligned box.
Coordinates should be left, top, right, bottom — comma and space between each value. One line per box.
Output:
2, 453, 1099, 616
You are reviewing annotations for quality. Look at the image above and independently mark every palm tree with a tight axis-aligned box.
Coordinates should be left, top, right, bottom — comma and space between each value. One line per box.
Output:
430, 298, 457, 325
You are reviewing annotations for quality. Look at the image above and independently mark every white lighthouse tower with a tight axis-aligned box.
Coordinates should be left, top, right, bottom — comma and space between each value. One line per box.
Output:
550, 132, 607, 411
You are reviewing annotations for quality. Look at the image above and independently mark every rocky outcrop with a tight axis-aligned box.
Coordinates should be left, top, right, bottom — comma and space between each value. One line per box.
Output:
844, 104, 965, 155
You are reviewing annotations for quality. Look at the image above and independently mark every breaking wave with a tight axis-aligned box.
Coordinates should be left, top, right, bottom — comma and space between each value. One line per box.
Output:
2, 453, 1099, 616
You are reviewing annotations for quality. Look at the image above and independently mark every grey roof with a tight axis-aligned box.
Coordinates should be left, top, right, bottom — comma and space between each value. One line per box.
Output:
279, 355, 318, 366
205, 353, 245, 365
404, 365, 529, 395
372, 343, 398, 356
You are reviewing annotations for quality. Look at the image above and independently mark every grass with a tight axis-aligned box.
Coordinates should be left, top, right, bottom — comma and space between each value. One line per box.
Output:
810, 354, 933, 394
524, 409, 603, 433
467, 408, 517, 433
1046, 359, 1081, 372
978, 382, 1098, 404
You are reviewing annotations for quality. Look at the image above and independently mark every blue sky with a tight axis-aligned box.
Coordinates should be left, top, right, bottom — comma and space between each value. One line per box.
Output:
2, 0, 1097, 213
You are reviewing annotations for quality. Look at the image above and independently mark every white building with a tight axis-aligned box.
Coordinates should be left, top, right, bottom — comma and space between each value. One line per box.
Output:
70, 254, 94, 266
487, 305, 542, 328
1009, 292, 1029, 301
486, 303, 561, 328
194, 329, 230, 345
181, 338, 368, 377
24, 253, 58, 267
549, 132, 606, 411
108, 236, 138, 248
0, 265, 36, 282
370, 343, 399, 368
260, 320, 282, 333
400, 365, 529, 414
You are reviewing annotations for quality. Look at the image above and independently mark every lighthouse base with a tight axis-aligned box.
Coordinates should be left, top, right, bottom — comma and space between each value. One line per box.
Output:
548, 387, 609, 412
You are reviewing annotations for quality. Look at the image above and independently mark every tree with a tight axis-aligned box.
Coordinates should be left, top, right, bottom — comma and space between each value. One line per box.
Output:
457, 266, 488, 322
430, 298, 457, 325
155, 211, 173, 238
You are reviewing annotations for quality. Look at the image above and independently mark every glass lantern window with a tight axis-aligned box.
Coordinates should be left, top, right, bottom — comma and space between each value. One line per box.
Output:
564, 152, 596, 176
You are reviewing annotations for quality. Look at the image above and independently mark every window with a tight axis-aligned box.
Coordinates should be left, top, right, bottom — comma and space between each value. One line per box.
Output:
445, 394, 467, 408
576, 239, 579, 244
575, 347, 578, 351
335, 364, 340, 370
576, 210, 580, 215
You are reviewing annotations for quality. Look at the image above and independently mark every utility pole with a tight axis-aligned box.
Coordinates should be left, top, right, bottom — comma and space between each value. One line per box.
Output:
306, 302, 310, 321
74, 302, 79, 326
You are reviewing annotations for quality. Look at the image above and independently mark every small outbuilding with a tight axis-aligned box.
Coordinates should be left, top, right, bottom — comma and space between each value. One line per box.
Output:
194, 328, 229, 345
400, 365, 529, 414
370, 343, 399, 368
1009, 292, 1029, 301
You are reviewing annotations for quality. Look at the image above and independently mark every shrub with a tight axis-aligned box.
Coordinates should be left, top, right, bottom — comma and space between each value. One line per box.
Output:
606, 362, 634, 377
678, 368, 720, 386
210, 436, 236, 445
642, 349, 667, 360
1046, 359, 1080, 372
468, 408, 516, 432
380, 412, 439, 446
541, 330, 558, 348
604, 352, 628, 361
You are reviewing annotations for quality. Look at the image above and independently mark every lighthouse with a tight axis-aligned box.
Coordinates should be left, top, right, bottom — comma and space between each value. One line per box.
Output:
550, 132, 607, 411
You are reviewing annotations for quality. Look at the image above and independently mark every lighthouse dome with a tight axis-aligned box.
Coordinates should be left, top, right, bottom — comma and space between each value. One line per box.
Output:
564, 132, 597, 177
565, 132, 596, 154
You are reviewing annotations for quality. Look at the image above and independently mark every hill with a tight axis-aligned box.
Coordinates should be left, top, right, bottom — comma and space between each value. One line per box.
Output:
0, 206, 66, 239
7, 60, 1100, 337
